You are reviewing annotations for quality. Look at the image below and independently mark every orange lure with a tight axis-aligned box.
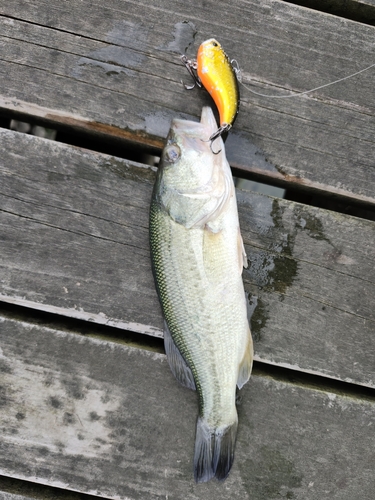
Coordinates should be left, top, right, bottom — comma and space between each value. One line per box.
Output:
181, 38, 240, 147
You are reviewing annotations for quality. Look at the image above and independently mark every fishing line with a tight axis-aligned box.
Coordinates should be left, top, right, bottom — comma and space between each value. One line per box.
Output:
238, 62, 375, 99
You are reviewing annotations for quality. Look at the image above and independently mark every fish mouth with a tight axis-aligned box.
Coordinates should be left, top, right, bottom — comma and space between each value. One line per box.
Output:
171, 106, 218, 139
168, 107, 223, 153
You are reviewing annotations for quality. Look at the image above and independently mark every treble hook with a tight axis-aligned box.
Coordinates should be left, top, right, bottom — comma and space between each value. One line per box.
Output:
180, 55, 202, 90
209, 137, 222, 155
204, 123, 232, 155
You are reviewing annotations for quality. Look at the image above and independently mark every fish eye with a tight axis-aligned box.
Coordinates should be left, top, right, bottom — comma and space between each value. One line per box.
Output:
164, 144, 181, 163
212, 41, 219, 47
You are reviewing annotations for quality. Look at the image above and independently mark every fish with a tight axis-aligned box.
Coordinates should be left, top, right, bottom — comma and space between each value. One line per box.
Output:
149, 106, 253, 483
181, 39, 240, 147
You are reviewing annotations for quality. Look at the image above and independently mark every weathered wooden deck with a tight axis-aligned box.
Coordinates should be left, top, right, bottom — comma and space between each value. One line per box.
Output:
1, 1, 375, 499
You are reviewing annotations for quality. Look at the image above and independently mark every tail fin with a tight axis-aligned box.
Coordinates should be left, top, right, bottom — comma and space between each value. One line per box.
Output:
193, 416, 238, 483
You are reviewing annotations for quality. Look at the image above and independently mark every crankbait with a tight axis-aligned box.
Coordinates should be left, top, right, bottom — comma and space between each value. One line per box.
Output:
181, 39, 240, 151
181, 39, 375, 137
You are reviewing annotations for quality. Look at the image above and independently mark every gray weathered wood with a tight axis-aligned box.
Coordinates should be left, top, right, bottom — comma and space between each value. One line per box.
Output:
1, 0, 375, 204
0, 495, 36, 500
0, 476, 96, 500
1, 128, 375, 387
0, 495, 32, 500
0, 130, 160, 336
1, 316, 375, 500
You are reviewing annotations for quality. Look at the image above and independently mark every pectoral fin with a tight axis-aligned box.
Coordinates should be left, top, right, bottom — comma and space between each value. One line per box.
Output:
164, 321, 196, 390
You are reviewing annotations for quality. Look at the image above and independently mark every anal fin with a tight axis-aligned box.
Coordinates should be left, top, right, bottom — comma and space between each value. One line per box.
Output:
238, 227, 248, 270
164, 320, 196, 390
237, 325, 253, 390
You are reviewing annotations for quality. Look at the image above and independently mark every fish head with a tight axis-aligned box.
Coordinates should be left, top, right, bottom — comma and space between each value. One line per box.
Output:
156, 107, 232, 228
160, 106, 226, 193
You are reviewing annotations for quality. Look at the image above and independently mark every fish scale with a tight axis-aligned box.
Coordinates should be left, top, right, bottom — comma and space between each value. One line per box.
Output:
149, 107, 253, 482
151, 206, 239, 417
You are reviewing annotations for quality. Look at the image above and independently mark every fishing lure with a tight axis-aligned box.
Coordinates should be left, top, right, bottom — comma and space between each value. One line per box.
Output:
182, 39, 375, 135
181, 39, 240, 151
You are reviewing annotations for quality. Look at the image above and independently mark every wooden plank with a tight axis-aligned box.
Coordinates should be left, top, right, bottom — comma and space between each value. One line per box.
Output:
1, 316, 375, 499
1, 0, 375, 204
0, 493, 87, 500
0, 494, 35, 500
1, 129, 375, 387
0, 129, 160, 336
0, 475, 98, 500
0, 495, 32, 500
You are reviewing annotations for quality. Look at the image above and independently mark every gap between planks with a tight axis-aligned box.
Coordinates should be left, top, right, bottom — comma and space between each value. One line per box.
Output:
1, 302, 375, 405
283, 0, 375, 26
2, 113, 375, 223
0, 474, 99, 500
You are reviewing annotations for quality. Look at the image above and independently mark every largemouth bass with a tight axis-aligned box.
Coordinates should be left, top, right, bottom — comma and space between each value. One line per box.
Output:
149, 106, 253, 483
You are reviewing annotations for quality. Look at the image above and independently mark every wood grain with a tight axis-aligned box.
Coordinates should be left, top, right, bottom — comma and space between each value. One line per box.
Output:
1, 129, 374, 387
1, 316, 374, 500
1, 0, 375, 204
